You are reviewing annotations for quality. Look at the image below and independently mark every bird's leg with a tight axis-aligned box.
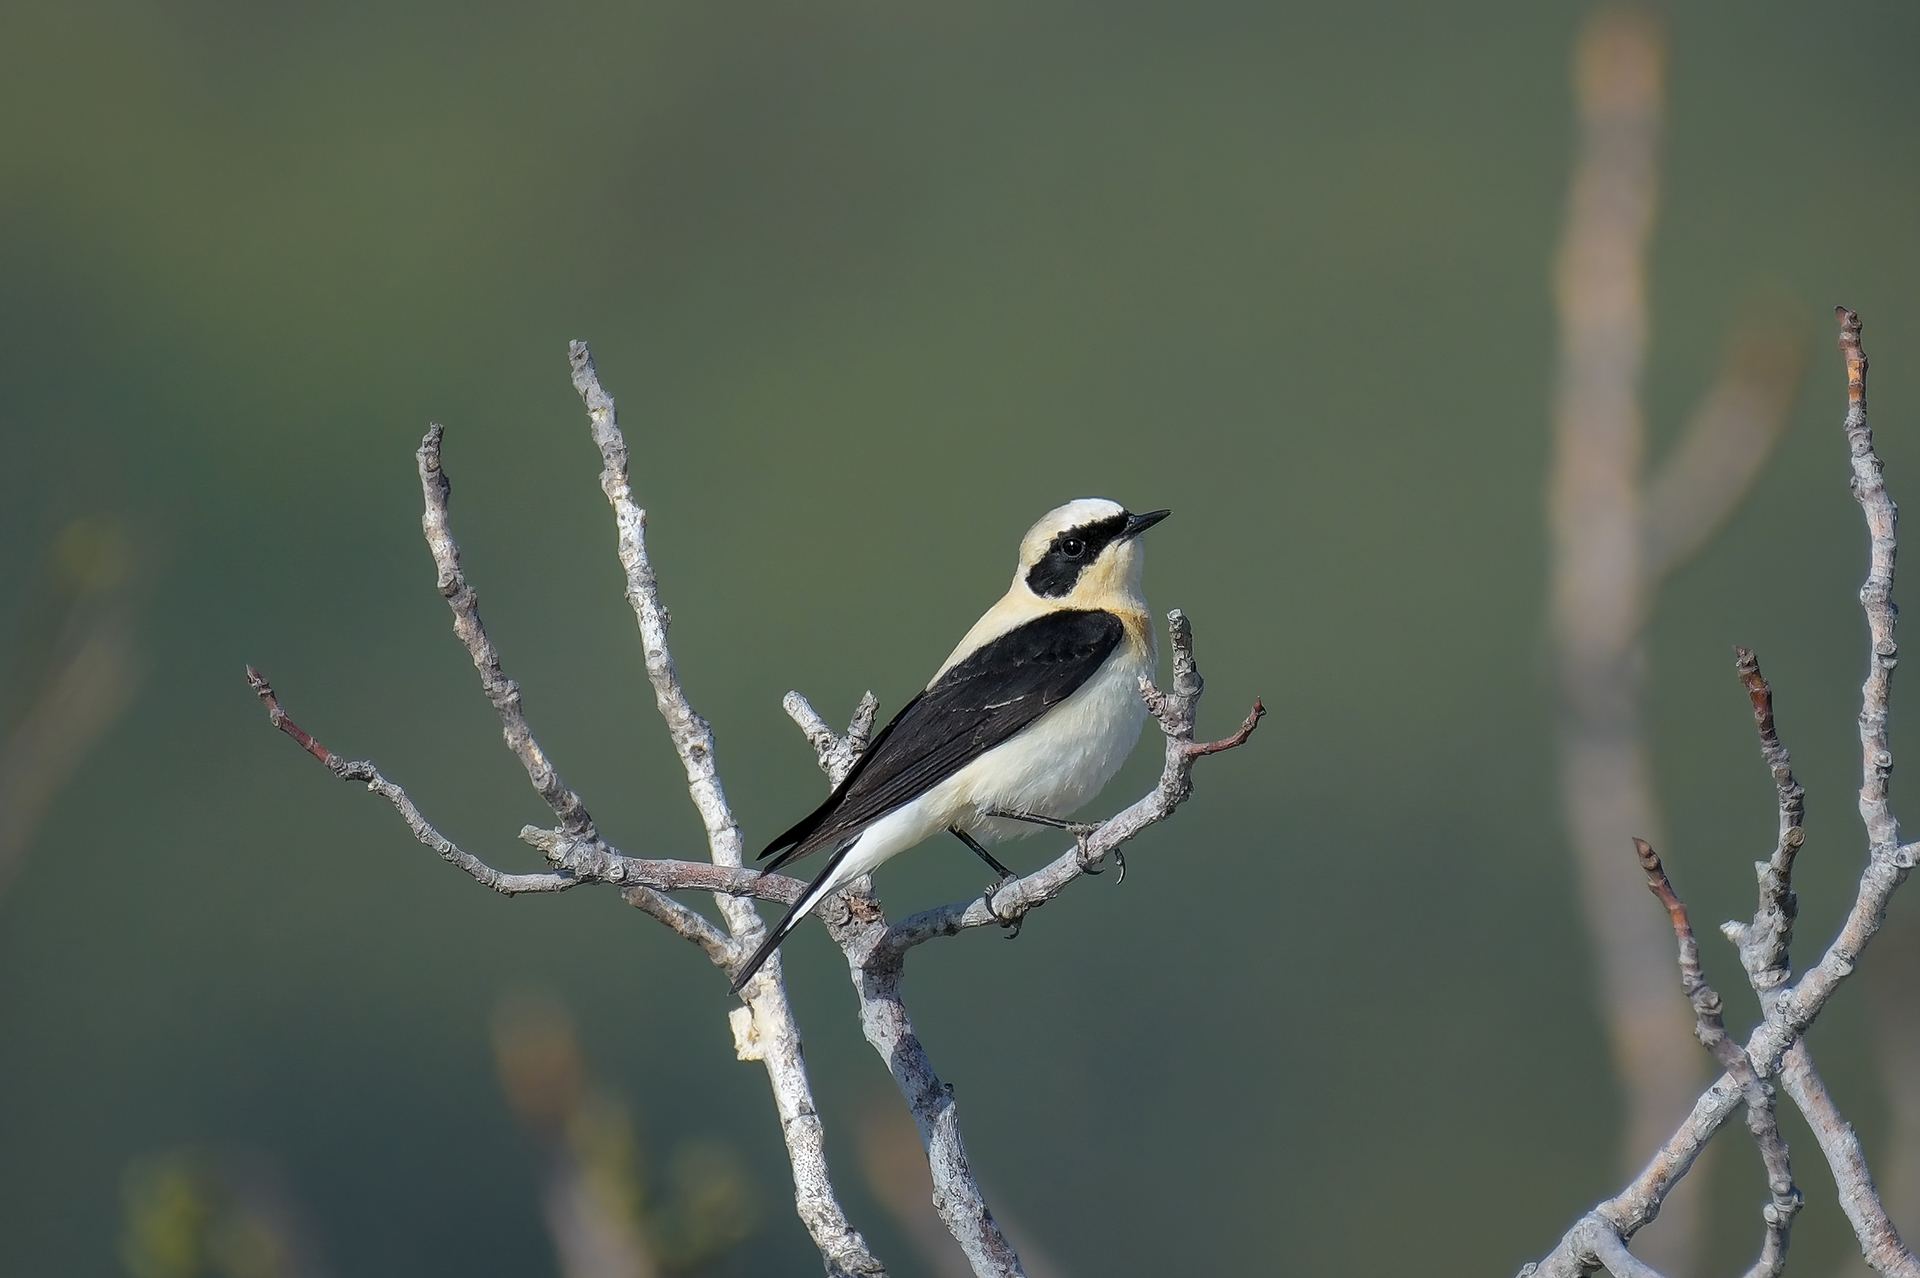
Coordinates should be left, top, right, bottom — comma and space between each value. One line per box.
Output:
949, 825, 1015, 878
951, 826, 1024, 935
980, 809, 1118, 880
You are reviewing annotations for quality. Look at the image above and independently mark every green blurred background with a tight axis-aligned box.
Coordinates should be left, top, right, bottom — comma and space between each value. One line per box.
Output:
2, 0, 1917, 1273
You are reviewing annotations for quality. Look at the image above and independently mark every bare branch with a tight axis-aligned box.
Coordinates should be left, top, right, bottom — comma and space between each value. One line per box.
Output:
1777, 1043, 1920, 1276
784, 690, 878, 788
1525, 309, 1918, 1278
1636, 838, 1801, 1276
1636, 839, 1745, 1073
512, 826, 798, 904
246, 666, 577, 897
1841, 306, 1900, 859
417, 425, 596, 838
618, 886, 738, 966
1721, 649, 1806, 996
1589, 1216, 1670, 1278
1186, 701, 1265, 757
1743, 310, 1909, 1067
567, 347, 748, 881
288, 403, 886, 1275
257, 341, 1249, 1278
566, 342, 885, 1278
245, 665, 751, 966
842, 939, 1024, 1277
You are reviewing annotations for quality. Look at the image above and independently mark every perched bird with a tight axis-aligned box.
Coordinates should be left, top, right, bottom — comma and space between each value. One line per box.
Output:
732, 498, 1170, 991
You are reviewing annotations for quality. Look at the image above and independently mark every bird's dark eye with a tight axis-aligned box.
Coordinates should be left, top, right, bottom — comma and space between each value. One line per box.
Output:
1059, 537, 1086, 559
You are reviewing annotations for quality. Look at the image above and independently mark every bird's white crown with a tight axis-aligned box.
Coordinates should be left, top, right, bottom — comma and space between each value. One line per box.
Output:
1016, 498, 1129, 569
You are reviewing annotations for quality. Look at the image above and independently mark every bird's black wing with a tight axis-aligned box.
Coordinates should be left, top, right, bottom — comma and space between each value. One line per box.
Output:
760, 608, 1125, 873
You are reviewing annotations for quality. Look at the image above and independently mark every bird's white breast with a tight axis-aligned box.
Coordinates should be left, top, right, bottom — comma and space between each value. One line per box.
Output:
806, 622, 1156, 900
946, 638, 1154, 841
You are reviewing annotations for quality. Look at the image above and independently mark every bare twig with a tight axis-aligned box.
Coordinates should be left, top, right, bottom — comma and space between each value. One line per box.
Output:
846, 952, 1023, 1277
1827, 305, 1920, 1276
783, 691, 878, 787
248, 666, 577, 897
1636, 837, 1801, 1277
1742, 311, 1908, 1067
1778, 1043, 1919, 1276
246, 666, 760, 962
1524, 310, 1918, 1278
1721, 649, 1806, 999
567, 343, 885, 1278
854, 1104, 1067, 1278
1591, 1217, 1671, 1278
1854, 925, 1920, 1278
857, 1102, 979, 1278
418, 426, 596, 839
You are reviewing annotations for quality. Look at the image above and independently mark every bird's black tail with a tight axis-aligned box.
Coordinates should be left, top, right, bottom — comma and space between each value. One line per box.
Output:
729, 842, 855, 993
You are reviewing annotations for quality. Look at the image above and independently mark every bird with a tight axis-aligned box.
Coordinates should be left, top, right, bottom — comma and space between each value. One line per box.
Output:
731, 498, 1170, 992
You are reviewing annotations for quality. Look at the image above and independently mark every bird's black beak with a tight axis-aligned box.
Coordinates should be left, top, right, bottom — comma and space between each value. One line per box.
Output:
1122, 509, 1171, 539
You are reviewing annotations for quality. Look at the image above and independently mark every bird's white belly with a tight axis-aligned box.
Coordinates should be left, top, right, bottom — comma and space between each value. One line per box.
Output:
946, 643, 1153, 841
810, 644, 1152, 898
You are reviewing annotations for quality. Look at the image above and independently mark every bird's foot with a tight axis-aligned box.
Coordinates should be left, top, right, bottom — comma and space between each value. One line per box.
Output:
984, 876, 1024, 938
1078, 840, 1124, 881
980, 809, 1117, 882
1056, 820, 1115, 881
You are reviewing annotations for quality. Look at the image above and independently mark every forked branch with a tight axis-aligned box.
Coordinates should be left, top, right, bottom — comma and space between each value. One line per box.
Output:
1523, 310, 1917, 1278
249, 343, 1257, 1278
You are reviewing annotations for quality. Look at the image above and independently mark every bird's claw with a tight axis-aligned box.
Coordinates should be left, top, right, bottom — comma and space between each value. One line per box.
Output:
985, 876, 1024, 938
1063, 822, 1121, 882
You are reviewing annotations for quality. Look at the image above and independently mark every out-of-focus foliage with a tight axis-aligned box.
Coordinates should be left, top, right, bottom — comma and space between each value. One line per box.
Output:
120, 1150, 324, 1278
493, 987, 754, 1277
0, 513, 139, 896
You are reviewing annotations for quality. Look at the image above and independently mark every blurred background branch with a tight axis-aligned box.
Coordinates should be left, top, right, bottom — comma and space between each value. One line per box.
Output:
1548, 9, 1805, 1272
0, 513, 141, 902
492, 987, 756, 1278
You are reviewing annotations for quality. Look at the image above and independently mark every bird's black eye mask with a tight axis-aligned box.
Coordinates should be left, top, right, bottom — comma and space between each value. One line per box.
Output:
1025, 513, 1131, 597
